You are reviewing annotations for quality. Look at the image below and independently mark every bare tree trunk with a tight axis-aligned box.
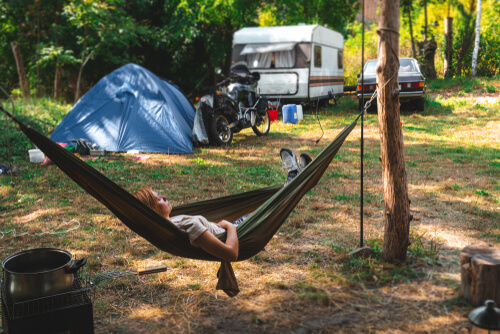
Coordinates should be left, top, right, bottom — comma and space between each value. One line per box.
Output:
11, 42, 31, 99
457, 0, 476, 75
471, 0, 482, 76
422, 39, 437, 79
423, 0, 428, 41
75, 27, 89, 103
444, 17, 453, 78
408, 8, 416, 59
36, 0, 41, 97
54, 61, 62, 99
377, 0, 411, 262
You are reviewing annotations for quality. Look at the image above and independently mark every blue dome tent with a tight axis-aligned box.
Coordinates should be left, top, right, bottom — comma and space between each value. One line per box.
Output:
51, 64, 195, 154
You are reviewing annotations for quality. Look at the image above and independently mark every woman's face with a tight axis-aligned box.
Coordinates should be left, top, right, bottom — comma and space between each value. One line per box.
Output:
152, 191, 172, 218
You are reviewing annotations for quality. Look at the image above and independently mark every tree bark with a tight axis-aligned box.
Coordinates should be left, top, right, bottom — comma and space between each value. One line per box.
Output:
11, 42, 31, 99
421, 39, 437, 79
444, 17, 453, 78
54, 61, 62, 99
377, 0, 411, 262
457, 0, 476, 76
461, 242, 500, 306
471, 0, 482, 76
408, 6, 416, 59
423, 0, 428, 41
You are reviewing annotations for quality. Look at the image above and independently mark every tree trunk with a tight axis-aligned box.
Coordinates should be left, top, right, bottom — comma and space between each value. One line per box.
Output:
11, 42, 31, 99
54, 61, 62, 99
75, 27, 89, 103
36, 0, 41, 97
423, 0, 428, 41
461, 242, 500, 306
423, 39, 437, 79
457, 0, 476, 76
471, 0, 482, 76
377, 0, 411, 262
408, 7, 416, 59
444, 17, 453, 78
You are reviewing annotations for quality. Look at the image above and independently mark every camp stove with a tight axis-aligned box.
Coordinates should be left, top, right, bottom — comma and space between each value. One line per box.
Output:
1, 272, 94, 334
0, 247, 167, 334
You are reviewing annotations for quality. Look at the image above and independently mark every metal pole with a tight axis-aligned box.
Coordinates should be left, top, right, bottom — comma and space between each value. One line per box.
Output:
360, 0, 365, 248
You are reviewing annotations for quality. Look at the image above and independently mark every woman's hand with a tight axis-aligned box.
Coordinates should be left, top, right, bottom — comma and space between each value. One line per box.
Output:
195, 220, 239, 262
217, 220, 234, 230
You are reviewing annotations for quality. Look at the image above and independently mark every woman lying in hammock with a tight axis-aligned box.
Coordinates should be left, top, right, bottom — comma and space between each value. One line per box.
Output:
134, 148, 312, 262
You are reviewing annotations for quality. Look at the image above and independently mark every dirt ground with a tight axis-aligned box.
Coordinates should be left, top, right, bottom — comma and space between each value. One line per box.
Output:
1, 90, 498, 333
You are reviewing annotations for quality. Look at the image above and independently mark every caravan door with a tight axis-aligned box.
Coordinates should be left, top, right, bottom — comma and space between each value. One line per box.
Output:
309, 44, 344, 101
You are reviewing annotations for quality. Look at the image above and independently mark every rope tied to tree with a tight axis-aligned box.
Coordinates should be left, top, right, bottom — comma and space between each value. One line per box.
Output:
376, 27, 400, 69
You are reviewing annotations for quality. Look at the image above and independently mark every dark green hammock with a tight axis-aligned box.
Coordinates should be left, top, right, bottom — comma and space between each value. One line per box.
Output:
2, 106, 357, 296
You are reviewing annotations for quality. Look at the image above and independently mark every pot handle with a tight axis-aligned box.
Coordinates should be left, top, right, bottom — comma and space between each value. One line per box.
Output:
66, 258, 87, 274
137, 265, 168, 275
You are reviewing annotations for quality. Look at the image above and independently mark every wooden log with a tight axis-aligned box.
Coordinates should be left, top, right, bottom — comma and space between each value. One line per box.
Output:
461, 242, 500, 306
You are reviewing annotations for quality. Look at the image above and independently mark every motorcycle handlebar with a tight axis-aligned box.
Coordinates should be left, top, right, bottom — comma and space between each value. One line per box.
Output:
217, 77, 231, 87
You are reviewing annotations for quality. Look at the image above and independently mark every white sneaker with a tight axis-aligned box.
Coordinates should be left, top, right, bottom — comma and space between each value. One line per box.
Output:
280, 148, 300, 184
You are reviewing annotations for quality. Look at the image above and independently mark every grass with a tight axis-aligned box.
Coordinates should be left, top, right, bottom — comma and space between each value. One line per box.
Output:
1, 76, 499, 333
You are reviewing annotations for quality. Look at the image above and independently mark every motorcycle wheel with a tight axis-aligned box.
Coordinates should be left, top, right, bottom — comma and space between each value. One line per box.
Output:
252, 110, 270, 137
209, 110, 233, 146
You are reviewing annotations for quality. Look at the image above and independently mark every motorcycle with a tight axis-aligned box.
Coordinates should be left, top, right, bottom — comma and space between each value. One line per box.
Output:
194, 62, 271, 146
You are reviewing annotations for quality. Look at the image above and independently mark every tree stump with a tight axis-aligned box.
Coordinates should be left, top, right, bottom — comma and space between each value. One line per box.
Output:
461, 242, 500, 306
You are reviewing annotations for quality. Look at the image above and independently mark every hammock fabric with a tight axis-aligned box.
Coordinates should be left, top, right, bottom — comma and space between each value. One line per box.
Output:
2, 106, 356, 297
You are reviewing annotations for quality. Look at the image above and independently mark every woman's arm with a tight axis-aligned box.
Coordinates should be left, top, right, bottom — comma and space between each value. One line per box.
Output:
195, 220, 239, 262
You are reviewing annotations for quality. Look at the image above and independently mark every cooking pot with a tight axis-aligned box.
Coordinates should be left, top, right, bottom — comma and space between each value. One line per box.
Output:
2, 248, 87, 303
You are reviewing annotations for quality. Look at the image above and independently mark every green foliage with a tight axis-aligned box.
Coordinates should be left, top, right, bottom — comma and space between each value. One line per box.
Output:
36, 46, 79, 68
0, 98, 71, 159
426, 76, 484, 91
259, 0, 359, 35
0, 0, 498, 99
63, 0, 147, 64
343, 22, 379, 86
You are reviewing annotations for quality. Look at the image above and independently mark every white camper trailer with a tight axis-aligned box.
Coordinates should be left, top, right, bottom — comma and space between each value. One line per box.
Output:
232, 24, 344, 105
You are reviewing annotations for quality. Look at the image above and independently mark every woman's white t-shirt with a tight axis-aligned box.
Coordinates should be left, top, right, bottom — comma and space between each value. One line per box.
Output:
169, 215, 225, 247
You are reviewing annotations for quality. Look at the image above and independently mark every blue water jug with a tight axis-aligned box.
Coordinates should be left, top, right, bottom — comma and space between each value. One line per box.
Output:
282, 104, 298, 124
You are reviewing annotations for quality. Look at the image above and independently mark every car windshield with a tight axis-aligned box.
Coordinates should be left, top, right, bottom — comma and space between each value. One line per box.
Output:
399, 58, 418, 73
363, 59, 419, 75
363, 61, 377, 75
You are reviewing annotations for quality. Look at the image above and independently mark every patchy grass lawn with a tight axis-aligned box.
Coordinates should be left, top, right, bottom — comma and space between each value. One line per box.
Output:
1, 77, 499, 333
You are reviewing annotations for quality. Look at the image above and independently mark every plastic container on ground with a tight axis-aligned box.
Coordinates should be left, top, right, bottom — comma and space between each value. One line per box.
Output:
90, 149, 106, 156
282, 104, 298, 124
268, 105, 278, 121
296, 104, 303, 121
29, 149, 45, 163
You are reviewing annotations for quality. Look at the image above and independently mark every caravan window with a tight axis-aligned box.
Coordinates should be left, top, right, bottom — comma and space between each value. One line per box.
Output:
295, 43, 311, 68
338, 51, 344, 69
231, 43, 310, 69
314, 46, 322, 68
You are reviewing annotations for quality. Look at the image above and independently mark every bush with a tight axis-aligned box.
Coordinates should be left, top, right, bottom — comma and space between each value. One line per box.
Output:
486, 85, 496, 93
